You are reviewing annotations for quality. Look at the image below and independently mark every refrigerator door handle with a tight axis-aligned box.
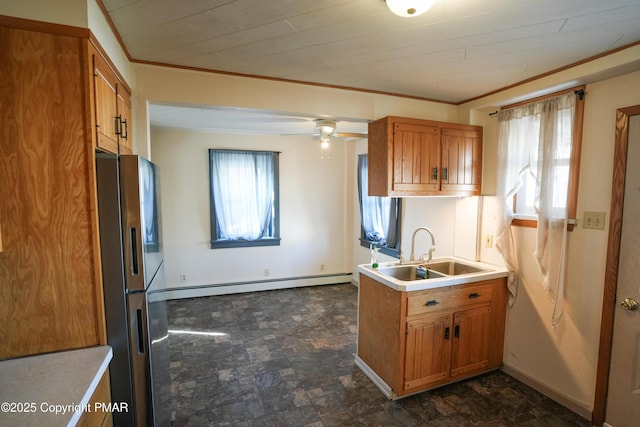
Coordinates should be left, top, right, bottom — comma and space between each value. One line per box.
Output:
129, 227, 139, 276
136, 308, 145, 354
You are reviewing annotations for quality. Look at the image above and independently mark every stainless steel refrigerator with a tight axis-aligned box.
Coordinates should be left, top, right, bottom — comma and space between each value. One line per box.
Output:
96, 153, 171, 426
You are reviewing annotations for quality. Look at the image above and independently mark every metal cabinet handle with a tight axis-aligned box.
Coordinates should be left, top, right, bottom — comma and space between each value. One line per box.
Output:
114, 115, 122, 135
444, 327, 450, 340
443, 167, 448, 181
121, 118, 128, 140
425, 300, 439, 306
468, 293, 480, 299
432, 167, 438, 180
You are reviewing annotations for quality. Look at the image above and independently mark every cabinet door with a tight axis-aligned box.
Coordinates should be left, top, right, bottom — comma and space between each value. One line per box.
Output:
116, 85, 132, 154
93, 54, 119, 154
451, 304, 491, 378
404, 313, 452, 390
392, 122, 440, 194
440, 127, 482, 195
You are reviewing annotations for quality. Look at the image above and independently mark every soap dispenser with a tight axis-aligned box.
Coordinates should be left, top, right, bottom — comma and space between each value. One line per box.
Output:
370, 244, 379, 268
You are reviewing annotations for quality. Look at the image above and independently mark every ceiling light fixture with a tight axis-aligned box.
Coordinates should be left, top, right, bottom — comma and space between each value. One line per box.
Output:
385, 0, 435, 17
316, 120, 336, 136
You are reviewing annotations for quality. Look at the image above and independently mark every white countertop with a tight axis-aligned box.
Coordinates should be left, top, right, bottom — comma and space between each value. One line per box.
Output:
0, 346, 112, 427
358, 256, 508, 291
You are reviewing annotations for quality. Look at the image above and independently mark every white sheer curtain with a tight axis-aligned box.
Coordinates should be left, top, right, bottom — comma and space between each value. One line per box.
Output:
357, 155, 400, 249
495, 92, 576, 325
210, 150, 275, 240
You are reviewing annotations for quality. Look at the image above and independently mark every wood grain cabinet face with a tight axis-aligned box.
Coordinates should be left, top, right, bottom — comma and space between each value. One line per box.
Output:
403, 302, 492, 393
0, 25, 105, 358
368, 116, 482, 197
92, 52, 132, 154
440, 127, 482, 195
357, 276, 507, 398
404, 313, 452, 390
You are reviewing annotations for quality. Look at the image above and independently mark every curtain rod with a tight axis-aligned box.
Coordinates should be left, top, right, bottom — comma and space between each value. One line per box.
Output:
488, 86, 587, 115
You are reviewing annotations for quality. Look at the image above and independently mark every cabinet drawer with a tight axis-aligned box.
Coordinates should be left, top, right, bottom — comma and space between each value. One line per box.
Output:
407, 282, 493, 317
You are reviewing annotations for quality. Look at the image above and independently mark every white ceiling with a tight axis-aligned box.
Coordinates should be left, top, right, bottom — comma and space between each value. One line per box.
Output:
102, 0, 640, 133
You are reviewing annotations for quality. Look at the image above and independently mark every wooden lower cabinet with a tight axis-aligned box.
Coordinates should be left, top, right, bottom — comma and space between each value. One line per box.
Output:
404, 312, 452, 390
78, 370, 113, 427
357, 274, 507, 398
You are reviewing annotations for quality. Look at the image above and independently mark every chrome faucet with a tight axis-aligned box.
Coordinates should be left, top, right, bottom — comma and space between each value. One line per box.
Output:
410, 227, 436, 263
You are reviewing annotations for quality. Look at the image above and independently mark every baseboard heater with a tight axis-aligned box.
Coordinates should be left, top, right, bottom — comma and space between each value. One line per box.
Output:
157, 273, 353, 301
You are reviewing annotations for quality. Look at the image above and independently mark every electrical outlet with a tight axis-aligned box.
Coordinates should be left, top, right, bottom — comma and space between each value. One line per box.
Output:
584, 211, 606, 230
484, 234, 494, 248
179, 273, 187, 282
320, 264, 325, 271
264, 268, 270, 276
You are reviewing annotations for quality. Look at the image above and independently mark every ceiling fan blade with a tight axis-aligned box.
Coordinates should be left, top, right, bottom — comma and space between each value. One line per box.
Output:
334, 132, 368, 138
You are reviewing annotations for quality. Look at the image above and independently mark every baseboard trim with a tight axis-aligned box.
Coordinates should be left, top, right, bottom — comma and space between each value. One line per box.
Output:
501, 364, 592, 420
157, 273, 353, 300
354, 355, 393, 399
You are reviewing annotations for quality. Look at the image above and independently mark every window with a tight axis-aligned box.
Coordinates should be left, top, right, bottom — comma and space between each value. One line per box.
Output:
498, 87, 585, 228
495, 87, 585, 325
357, 154, 401, 257
209, 149, 280, 248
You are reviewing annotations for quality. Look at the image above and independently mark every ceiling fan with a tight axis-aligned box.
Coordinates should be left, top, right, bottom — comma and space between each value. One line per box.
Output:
314, 119, 368, 159
314, 119, 368, 139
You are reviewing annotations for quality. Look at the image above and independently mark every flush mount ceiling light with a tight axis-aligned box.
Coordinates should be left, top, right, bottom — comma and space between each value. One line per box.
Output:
385, 0, 435, 17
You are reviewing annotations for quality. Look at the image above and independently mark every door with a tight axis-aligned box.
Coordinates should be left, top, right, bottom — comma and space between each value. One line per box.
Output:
404, 313, 452, 390
117, 85, 133, 154
440, 127, 482, 195
120, 155, 163, 292
392, 122, 440, 193
127, 292, 151, 427
93, 53, 119, 154
450, 304, 491, 378
605, 112, 640, 425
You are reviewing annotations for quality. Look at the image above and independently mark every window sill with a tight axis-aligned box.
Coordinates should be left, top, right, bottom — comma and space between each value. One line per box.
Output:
211, 238, 281, 249
359, 238, 400, 258
511, 216, 576, 231
512, 217, 538, 228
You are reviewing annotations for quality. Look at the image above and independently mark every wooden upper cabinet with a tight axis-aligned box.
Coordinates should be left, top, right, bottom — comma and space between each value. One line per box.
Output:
92, 48, 132, 154
368, 116, 482, 197
440, 127, 482, 195
93, 53, 119, 154
116, 87, 132, 154
392, 122, 440, 193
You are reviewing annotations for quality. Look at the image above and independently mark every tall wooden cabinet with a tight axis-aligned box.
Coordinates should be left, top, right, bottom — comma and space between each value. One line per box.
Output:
368, 116, 482, 197
0, 18, 131, 359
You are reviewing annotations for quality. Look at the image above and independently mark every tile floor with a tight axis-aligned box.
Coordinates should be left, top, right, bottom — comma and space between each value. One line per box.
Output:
167, 283, 590, 426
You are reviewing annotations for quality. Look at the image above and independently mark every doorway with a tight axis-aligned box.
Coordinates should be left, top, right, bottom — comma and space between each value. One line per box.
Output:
593, 105, 640, 426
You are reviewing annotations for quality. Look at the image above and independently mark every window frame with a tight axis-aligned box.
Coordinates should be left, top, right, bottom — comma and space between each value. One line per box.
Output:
505, 86, 585, 231
209, 149, 281, 249
357, 154, 402, 258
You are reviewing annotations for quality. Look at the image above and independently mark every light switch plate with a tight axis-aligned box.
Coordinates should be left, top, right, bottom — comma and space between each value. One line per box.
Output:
583, 211, 606, 230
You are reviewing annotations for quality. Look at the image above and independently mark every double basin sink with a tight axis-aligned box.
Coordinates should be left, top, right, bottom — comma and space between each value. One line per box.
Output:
360, 257, 508, 292
378, 260, 487, 281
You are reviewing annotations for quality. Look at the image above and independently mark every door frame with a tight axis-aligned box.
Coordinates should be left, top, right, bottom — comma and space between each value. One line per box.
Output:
593, 105, 640, 425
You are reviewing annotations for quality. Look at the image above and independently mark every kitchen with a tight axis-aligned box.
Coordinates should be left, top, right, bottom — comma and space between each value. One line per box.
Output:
1, 0, 640, 426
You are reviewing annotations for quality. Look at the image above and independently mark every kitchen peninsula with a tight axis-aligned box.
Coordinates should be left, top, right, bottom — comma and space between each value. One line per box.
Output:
356, 258, 508, 399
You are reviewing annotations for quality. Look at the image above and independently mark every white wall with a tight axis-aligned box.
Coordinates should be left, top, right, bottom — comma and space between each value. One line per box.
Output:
471, 69, 640, 417
152, 127, 357, 289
